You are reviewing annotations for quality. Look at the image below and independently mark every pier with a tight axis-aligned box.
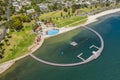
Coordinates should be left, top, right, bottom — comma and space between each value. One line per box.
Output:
77, 53, 85, 62
70, 42, 78, 46
90, 45, 99, 49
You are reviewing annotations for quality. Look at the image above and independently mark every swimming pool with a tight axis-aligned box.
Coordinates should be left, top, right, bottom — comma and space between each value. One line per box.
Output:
47, 29, 59, 35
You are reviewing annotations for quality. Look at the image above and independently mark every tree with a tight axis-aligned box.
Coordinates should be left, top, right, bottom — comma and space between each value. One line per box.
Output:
71, 5, 76, 13
116, 0, 120, 5
49, 17, 52, 22
61, 12, 63, 17
19, 8, 26, 13
0, 16, 2, 21
3, 20, 13, 29
13, 18, 23, 31
20, 14, 31, 22
33, 5, 40, 13
10, 4, 15, 15
2, 16, 7, 21
63, 7, 68, 12
3, 17, 23, 31
68, 10, 70, 15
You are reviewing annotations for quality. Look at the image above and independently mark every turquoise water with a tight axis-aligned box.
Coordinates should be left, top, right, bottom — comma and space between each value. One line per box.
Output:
47, 29, 59, 35
0, 12, 120, 80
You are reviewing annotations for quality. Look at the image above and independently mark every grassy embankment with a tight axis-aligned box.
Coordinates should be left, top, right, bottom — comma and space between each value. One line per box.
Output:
39, 7, 105, 28
39, 10, 87, 28
0, 21, 37, 63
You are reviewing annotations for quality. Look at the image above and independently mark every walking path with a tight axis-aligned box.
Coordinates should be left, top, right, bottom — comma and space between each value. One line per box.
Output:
29, 26, 104, 66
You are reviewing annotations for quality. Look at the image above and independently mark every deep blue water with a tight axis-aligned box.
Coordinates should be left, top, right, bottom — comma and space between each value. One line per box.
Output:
0, 12, 120, 80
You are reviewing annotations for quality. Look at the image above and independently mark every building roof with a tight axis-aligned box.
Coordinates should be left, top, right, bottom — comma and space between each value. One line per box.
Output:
26, 9, 35, 14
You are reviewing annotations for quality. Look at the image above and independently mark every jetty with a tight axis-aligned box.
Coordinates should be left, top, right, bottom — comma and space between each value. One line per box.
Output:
70, 42, 78, 46
77, 53, 85, 62
90, 45, 99, 49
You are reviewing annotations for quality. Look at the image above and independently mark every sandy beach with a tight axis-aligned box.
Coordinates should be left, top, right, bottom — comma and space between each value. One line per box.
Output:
0, 8, 120, 74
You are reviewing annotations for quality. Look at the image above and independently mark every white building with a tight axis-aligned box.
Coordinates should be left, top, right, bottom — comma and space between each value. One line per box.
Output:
12, 1, 22, 12
21, 1, 31, 6
12, 1, 20, 6
38, 4, 49, 11
26, 9, 35, 15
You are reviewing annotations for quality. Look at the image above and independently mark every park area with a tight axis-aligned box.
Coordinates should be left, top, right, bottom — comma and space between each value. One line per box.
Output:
0, 23, 37, 63
0, 7, 102, 63
39, 10, 87, 28
52, 16, 87, 27
38, 7, 106, 28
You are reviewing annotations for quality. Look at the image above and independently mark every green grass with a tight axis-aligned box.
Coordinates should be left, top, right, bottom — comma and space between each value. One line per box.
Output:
52, 16, 87, 28
39, 10, 87, 28
39, 10, 68, 20
77, 6, 103, 14
0, 25, 37, 63
0, 9, 87, 63
0, 28, 3, 34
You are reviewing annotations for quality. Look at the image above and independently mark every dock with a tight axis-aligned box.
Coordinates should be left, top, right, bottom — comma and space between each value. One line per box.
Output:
77, 53, 85, 62
70, 42, 78, 46
89, 45, 99, 49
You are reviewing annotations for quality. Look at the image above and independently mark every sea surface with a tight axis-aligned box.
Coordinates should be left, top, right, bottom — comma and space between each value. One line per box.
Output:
0, 12, 120, 80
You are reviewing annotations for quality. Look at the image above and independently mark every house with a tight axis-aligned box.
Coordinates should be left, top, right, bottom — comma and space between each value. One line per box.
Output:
55, 0, 63, 3
21, 1, 31, 6
12, 1, 22, 12
12, 1, 19, 6
15, 6, 22, 12
62, 1, 73, 7
26, 9, 35, 15
33, 25, 42, 33
21, 0, 31, 6
85, 1, 91, 5
38, 3, 49, 11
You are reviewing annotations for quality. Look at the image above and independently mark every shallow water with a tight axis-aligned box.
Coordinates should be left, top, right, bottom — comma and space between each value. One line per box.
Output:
0, 13, 120, 80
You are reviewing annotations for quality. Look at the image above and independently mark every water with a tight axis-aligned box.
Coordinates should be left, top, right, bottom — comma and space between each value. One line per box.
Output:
0, 12, 120, 80
47, 29, 59, 35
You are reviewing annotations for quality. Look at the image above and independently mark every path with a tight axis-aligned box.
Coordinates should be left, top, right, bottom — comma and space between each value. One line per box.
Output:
29, 26, 104, 66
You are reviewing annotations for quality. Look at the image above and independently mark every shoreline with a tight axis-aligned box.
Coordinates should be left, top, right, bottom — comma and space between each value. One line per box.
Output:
1, 8, 120, 74
44, 8, 120, 38
0, 36, 44, 74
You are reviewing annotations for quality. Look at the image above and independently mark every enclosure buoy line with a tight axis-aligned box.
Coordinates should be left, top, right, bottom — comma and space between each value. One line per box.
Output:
29, 26, 104, 67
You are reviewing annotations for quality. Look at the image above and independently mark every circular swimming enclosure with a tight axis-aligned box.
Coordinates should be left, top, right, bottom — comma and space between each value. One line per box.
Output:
47, 29, 59, 35
30, 26, 104, 66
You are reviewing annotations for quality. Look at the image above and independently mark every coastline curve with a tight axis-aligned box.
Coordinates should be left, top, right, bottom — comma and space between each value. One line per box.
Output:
29, 26, 104, 67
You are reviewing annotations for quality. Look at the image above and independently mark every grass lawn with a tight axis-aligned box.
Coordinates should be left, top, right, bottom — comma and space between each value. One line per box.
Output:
52, 16, 87, 28
0, 28, 3, 34
77, 6, 103, 14
0, 23, 37, 63
39, 10, 87, 28
39, 10, 68, 20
